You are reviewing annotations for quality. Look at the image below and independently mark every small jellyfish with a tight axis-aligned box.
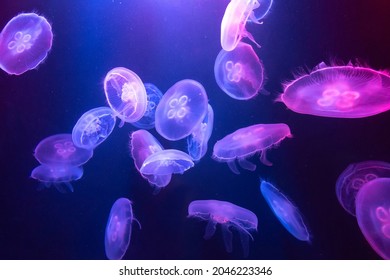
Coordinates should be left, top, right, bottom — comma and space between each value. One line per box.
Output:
250, 0, 273, 22
212, 123, 291, 174
214, 42, 265, 100
188, 199, 258, 257
187, 104, 214, 162
278, 62, 390, 118
260, 180, 310, 242
221, 0, 261, 51
130, 130, 171, 192
72, 107, 116, 150
103, 67, 148, 125
105, 198, 137, 260
155, 79, 208, 141
31, 164, 83, 193
34, 134, 93, 166
131, 83, 163, 130
140, 149, 194, 176
0, 13, 53, 75
336, 161, 390, 216
355, 178, 390, 259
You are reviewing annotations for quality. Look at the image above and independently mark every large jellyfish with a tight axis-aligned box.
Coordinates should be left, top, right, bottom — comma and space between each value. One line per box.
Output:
34, 134, 93, 166
188, 199, 258, 257
103, 67, 148, 126
278, 62, 390, 118
31, 164, 83, 193
336, 161, 390, 216
0, 13, 53, 75
214, 42, 265, 100
260, 180, 310, 242
105, 198, 137, 260
221, 0, 261, 51
355, 178, 390, 259
212, 123, 291, 174
72, 107, 116, 150
187, 104, 214, 162
155, 79, 208, 141
130, 130, 171, 192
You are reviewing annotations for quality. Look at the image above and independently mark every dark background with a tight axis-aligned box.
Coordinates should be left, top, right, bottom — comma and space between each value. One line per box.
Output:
1, 0, 390, 259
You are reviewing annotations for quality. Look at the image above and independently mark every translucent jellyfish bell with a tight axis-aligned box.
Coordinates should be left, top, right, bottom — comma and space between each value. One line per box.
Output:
103, 67, 148, 125
214, 42, 265, 100
251, 0, 273, 21
260, 180, 311, 242
72, 107, 116, 150
188, 199, 258, 257
221, 0, 261, 51
0, 13, 53, 75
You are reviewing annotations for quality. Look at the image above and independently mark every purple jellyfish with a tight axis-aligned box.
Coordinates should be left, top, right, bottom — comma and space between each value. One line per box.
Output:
130, 130, 171, 192
105, 198, 138, 260
155, 79, 208, 141
278, 62, 390, 118
221, 0, 261, 51
0, 13, 53, 75
34, 134, 93, 166
31, 164, 83, 193
72, 107, 116, 150
336, 161, 390, 216
356, 178, 390, 259
214, 42, 265, 100
260, 180, 310, 242
188, 199, 258, 257
212, 123, 292, 174
103, 67, 147, 126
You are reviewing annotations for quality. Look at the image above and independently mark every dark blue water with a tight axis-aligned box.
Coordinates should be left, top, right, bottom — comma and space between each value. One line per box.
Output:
1, 0, 390, 259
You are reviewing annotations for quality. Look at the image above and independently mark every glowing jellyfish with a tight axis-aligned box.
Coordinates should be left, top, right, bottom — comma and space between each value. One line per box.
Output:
72, 107, 116, 150
105, 198, 136, 260
213, 123, 291, 174
187, 104, 214, 162
103, 67, 147, 125
221, 0, 261, 51
188, 199, 258, 257
250, 0, 273, 21
0, 13, 53, 75
34, 134, 93, 166
132, 83, 163, 130
155, 79, 208, 141
31, 164, 83, 193
336, 161, 390, 216
214, 42, 264, 100
140, 149, 194, 176
260, 180, 310, 242
130, 130, 171, 192
356, 178, 390, 259
278, 62, 390, 118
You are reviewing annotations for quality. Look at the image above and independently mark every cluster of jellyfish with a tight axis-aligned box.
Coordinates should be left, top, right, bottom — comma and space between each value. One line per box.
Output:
3, 0, 390, 260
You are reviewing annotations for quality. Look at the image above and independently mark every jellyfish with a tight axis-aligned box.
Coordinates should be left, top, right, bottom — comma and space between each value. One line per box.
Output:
105, 198, 138, 260
30, 164, 83, 193
130, 130, 171, 192
34, 134, 93, 166
103, 67, 148, 126
0, 13, 53, 75
336, 161, 390, 216
187, 104, 214, 162
188, 199, 258, 257
212, 123, 291, 174
214, 42, 265, 100
355, 178, 390, 259
155, 79, 208, 141
131, 83, 163, 130
278, 61, 390, 118
140, 149, 194, 176
260, 180, 310, 242
72, 107, 116, 150
221, 0, 261, 51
